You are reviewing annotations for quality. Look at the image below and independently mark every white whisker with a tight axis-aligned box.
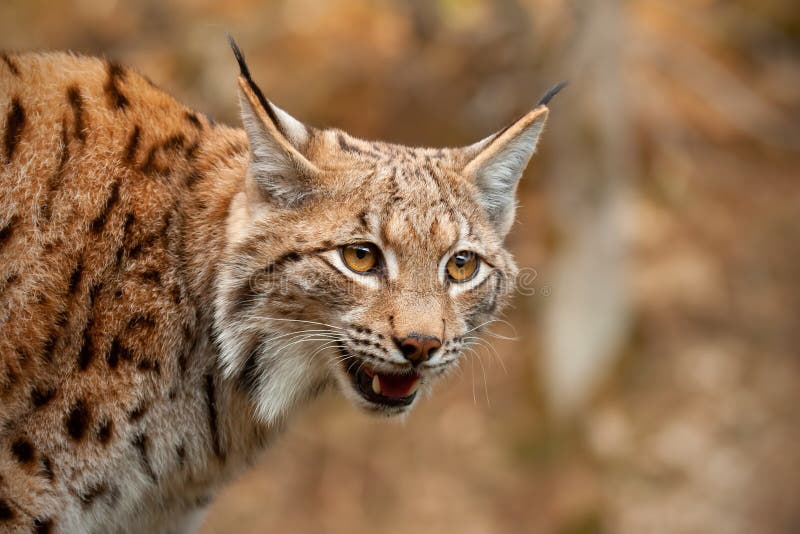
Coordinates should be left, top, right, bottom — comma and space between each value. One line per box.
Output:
463, 336, 508, 375
465, 346, 490, 407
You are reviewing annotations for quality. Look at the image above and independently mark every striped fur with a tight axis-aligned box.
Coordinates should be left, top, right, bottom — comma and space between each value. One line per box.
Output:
0, 46, 553, 532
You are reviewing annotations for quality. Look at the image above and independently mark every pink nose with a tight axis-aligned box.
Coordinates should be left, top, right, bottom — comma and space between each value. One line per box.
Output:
396, 334, 441, 365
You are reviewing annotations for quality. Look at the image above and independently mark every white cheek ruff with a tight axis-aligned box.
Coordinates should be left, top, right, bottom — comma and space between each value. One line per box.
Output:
249, 341, 332, 424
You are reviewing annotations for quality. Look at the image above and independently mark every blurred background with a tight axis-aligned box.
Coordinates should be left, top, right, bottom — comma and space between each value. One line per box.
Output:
3, 0, 799, 532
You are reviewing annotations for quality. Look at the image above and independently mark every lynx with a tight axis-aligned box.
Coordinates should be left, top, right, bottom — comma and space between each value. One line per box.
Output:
0, 38, 561, 533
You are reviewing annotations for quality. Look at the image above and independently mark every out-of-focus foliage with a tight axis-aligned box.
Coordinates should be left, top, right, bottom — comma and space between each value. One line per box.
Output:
3, 1, 799, 532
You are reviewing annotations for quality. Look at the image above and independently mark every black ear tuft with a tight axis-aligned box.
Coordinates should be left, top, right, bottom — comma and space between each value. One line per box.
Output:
227, 34, 284, 135
536, 81, 568, 107
227, 33, 251, 79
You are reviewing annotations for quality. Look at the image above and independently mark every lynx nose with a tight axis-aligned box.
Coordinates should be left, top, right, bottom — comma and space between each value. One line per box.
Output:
395, 333, 441, 365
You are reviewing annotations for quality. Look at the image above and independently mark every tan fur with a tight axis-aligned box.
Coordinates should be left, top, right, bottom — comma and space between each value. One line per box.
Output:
0, 49, 550, 533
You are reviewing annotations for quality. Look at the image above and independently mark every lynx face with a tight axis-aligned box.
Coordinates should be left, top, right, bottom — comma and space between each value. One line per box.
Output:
215, 41, 557, 422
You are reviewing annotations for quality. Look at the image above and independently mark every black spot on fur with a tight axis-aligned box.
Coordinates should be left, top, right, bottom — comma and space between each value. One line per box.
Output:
204, 374, 224, 460
123, 211, 136, 233
77, 318, 94, 370
89, 283, 104, 307
31, 386, 55, 407
1, 54, 20, 76
116, 212, 135, 266
11, 438, 34, 464
184, 140, 200, 161
140, 270, 161, 284
3, 97, 25, 161
185, 111, 202, 129
177, 348, 189, 376
106, 339, 120, 369
41, 120, 70, 221
0, 499, 14, 520
65, 400, 90, 441
106, 338, 132, 368
127, 402, 148, 422
138, 145, 159, 174
128, 229, 159, 260
104, 61, 129, 109
91, 181, 120, 233
185, 169, 204, 189
0, 215, 17, 252
114, 245, 124, 267
124, 125, 141, 164
96, 419, 113, 444
34, 518, 54, 534
132, 433, 157, 482
66, 86, 86, 143
136, 359, 160, 374
41, 456, 54, 481
78, 482, 109, 507
176, 442, 186, 467
139, 134, 185, 175
67, 258, 83, 295
164, 133, 185, 151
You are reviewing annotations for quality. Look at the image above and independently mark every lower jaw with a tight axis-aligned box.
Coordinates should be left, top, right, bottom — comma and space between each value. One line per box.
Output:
358, 397, 414, 416
342, 357, 419, 409
354, 384, 417, 409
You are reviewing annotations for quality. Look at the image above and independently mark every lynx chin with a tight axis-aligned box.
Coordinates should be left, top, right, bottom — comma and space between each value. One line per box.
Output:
0, 37, 562, 533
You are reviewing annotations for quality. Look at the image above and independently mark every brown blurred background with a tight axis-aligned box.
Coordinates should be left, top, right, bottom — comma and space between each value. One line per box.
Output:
3, 0, 800, 532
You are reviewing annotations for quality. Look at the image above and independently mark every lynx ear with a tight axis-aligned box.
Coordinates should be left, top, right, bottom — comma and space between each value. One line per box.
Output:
461, 82, 566, 236
229, 36, 318, 205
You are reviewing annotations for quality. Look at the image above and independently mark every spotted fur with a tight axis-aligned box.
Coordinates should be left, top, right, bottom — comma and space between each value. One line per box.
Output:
0, 43, 557, 532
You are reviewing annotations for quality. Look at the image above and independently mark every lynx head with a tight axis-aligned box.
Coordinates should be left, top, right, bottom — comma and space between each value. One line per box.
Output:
214, 39, 562, 423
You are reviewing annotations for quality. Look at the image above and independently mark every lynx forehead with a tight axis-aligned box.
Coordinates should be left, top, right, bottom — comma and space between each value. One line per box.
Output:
0, 40, 559, 532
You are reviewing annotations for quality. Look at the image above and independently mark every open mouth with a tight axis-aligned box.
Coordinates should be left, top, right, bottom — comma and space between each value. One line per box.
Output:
343, 357, 420, 407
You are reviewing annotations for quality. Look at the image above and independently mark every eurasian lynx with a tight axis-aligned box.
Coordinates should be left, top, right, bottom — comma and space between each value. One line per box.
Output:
0, 39, 560, 532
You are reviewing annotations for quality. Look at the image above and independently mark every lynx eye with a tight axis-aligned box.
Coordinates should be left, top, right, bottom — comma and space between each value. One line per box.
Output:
341, 243, 379, 274
446, 251, 479, 282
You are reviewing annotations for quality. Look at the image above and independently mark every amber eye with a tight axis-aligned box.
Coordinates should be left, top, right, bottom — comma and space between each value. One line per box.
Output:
446, 251, 479, 282
341, 243, 379, 274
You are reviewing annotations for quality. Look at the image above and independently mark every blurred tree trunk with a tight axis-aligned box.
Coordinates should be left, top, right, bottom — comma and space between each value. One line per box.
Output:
540, 0, 634, 419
